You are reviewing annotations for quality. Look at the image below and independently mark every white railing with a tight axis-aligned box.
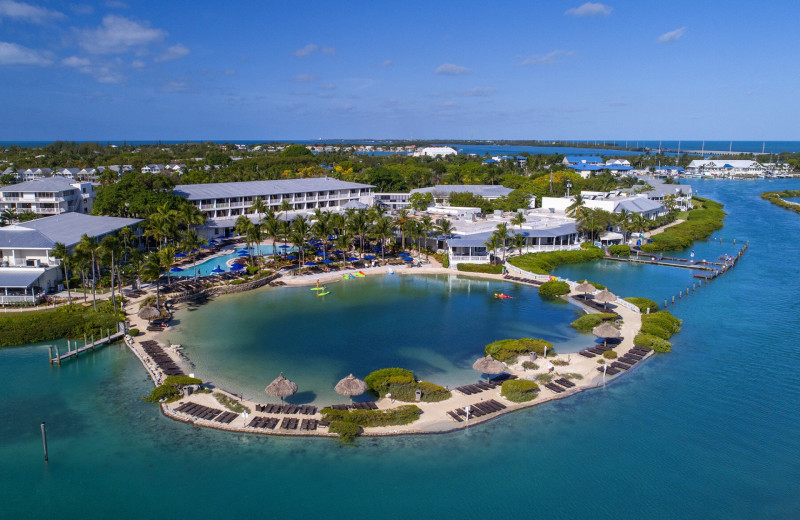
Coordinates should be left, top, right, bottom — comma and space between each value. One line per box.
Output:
0, 295, 39, 304
614, 298, 641, 313
450, 254, 491, 264
504, 262, 550, 282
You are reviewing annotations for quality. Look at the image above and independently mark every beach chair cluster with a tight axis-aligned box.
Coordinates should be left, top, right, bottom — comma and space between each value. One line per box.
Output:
246, 416, 320, 431
503, 275, 543, 286
254, 403, 318, 415
140, 340, 184, 376
248, 416, 279, 429
455, 374, 517, 396
545, 378, 577, 393
608, 346, 651, 371
446, 399, 507, 423
174, 402, 228, 421
574, 295, 622, 315
124, 289, 147, 298
578, 342, 622, 358
326, 401, 378, 411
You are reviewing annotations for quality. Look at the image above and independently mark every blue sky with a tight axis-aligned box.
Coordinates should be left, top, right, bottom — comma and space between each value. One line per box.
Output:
0, 0, 798, 140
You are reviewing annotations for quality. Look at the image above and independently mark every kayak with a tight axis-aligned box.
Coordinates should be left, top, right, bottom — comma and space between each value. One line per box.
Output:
494, 293, 513, 299
355, 272, 366, 278
317, 291, 330, 296
311, 287, 326, 291
358, 271, 367, 276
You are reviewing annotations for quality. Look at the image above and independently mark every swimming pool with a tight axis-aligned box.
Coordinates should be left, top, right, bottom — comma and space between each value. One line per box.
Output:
169, 244, 285, 277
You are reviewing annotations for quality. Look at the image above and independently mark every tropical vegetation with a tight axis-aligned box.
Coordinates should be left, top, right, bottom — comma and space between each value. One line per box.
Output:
500, 379, 540, 402
538, 280, 570, 297
485, 337, 554, 362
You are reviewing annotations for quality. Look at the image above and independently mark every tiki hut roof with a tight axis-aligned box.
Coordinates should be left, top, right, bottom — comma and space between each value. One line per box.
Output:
334, 374, 368, 397
594, 289, 618, 303
472, 355, 507, 375
575, 281, 596, 294
592, 321, 622, 339
138, 306, 161, 321
264, 373, 298, 398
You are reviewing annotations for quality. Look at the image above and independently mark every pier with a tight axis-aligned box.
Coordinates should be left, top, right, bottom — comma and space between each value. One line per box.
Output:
49, 326, 125, 365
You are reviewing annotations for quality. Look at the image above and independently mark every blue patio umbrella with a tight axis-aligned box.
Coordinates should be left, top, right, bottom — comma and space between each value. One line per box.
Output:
191, 248, 199, 253
347, 257, 359, 262
320, 259, 334, 264
230, 263, 245, 271
278, 245, 290, 249
237, 250, 249, 256
174, 252, 187, 258
211, 266, 224, 274
304, 261, 317, 266
286, 254, 298, 260
200, 244, 209, 248
332, 250, 343, 254
401, 256, 413, 262
364, 254, 376, 260
170, 267, 182, 273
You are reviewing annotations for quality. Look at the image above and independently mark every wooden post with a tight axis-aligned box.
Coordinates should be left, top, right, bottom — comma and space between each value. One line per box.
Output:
41, 422, 48, 462
84, 333, 87, 348
48, 345, 53, 365
664, 299, 667, 309
672, 295, 675, 305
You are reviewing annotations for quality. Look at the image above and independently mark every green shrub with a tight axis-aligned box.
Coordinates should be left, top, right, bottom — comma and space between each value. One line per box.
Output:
329, 420, 361, 442
508, 247, 604, 274
321, 405, 421, 428
143, 376, 202, 403
551, 358, 570, 366
501, 379, 540, 402
640, 322, 671, 339
433, 252, 450, 268
624, 297, 659, 313
485, 338, 554, 362
597, 359, 605, 364
640, 197, 725, 252
602, 350, 617, 359
539, 280, 570, 297
561, 372, 583, 380
578, 279, 606, 289
128, 328, 140, 337
634, 333, 672, 353
0, 302, 123, 347
761, 190, 800, 215
415, 381, 452, 402
535, 373, 553, 383
456, 263, 503, 274
608, 244, 631, 257
364, 368, 415, 393
640, 311, 682, 340
522, 361, 539, 371
570, 312, 618, 332
213, 391, 251, 414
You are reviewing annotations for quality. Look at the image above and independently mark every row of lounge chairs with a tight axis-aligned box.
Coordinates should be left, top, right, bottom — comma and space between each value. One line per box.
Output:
175, 402, 223, 421
140, 340, 184, 376
578, 340, 623, 358
446, 399, 508, 423
574, 295, 620, 313
503, 275, 543, 286
254, 403, 317, 415
214, 411, 239, 424
609, 346, 651, 371
325, 401, 378, 411
248, 416, 279, 429
247, 416, 321, 432
545, 378, 576, 393
454, 374, 518, 396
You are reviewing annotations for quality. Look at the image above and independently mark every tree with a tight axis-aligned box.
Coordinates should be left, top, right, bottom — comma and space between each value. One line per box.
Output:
334, 232, 351, 268
409, 192, 433, 211
180, 229, 207, 279
1, 208, 16, 226
372, 215, 394, 262
511, 233, 527, 256
436, 218, 455, 253
141, 251, 167, 307
51, 242, 71, 301
493, 223, 510, 262
484, 235, 502, 265
510, 212, 526, 230
311, 210, 333, 261
419, 215, 434, 259
246, 223, 263, 265
566, 194, 586, 219
77, 234, 100, 311
250, 197, 267, 219
100, 235, 123, 313
262, 214, 282, 265
279, 199, 292, 222
395, 209, 410, 251
283, 144, 313, 157
178, 203, 206, 232
291, 216, 310, 265
346, 209, 371, 259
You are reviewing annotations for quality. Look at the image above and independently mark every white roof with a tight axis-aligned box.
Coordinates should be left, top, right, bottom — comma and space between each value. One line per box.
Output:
687, 160, 763, 169
0, 213, 142, 249
174, 177, 373, 201
0, 177, 76, 193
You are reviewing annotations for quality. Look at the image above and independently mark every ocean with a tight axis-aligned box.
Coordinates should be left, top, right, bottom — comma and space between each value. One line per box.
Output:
1, 178, 799, 519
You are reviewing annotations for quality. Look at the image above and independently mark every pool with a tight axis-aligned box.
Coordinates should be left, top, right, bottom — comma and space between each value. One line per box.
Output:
169, 244, 286, 277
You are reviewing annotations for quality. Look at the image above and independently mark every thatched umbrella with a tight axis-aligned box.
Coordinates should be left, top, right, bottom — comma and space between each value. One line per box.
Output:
264, 372, 298, 404
594, 289, 617, 309
575, 281, 596, 297
472, 355, 507, 383
334, 374, 368, 403
593, 321, 621, 347
138, 306, 160, 322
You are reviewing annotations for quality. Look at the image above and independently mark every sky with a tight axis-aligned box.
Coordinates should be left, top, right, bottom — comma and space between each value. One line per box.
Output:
0, 0, 799, 141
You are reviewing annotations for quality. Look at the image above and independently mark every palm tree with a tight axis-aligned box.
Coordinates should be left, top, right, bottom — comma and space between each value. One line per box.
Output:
291, 216, 310, 266
147, 202, 179, 248
279, 199, 292, 222
335, 232, 351, 268
346, 209, 371, 259
311, 209, 333, 260
180, 229, 207, 279
484, 235, 502, 265
100, 235, 122, 313
72, 248, 89, 303
419, 215, 434, 259
566, 194, 586, 220
77, 234, 100, 311
395, 209, 410, 251
178, 203, 206, 233
493, 223, 510, 262
249, 197, 268, 219
511, 233, 527, 256
51, 242, 71, 302
372, 215, 394, 263
262, 214, 281, 264
436, 218, 456, 256
510, 212, 526, 230
246, 223, 263, 265
0, 208, 16, 226
141, 251, 167, 308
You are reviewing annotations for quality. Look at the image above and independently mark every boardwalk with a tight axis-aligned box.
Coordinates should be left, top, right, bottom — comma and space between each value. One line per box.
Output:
49, 330, 125, 365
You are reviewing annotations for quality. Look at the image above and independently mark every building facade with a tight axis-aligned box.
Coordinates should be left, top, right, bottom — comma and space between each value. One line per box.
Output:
0, 177, 95, 216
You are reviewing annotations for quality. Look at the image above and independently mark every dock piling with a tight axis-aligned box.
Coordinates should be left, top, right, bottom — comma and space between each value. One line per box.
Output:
41, 422, 48, 462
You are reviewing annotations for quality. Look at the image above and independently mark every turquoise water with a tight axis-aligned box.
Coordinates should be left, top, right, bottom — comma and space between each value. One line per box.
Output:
168, 274, 587, 403
169, 244, 279, 277
2, 179, 800, 519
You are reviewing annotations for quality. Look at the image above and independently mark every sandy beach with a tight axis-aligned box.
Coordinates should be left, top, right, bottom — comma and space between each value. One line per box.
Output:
121, 252, 647, 438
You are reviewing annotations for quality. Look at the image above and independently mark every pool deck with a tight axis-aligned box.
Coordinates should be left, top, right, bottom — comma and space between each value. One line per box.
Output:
122, 257, 648, 438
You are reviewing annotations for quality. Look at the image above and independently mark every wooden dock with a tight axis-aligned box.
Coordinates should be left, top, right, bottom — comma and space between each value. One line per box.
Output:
49, 329, 125, 365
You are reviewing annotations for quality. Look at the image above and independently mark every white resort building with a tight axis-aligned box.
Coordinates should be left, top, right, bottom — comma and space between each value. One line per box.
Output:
411, 146, 458, 158
0, 177, 95, 216
174, 177, 374, 239
0, 213, 141, 303
686, 159, 765, 177
410, 185, 514, 205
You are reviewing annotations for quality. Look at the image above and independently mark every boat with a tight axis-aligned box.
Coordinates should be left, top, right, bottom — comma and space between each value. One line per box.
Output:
317, 291, 330, 296
311, 287, 326, 291
494, 293, 512, 299
355, 271, 366, 277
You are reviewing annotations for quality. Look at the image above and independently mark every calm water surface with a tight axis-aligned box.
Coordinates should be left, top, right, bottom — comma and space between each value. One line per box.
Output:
2, 178, 799, 519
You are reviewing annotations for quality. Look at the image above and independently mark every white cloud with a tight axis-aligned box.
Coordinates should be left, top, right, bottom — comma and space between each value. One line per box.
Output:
657, 27, 686, 43
319, 83, 336, 90
292, 73, 318, 82
565, 2, 612, 17
70, 4, 93, 15
291, 43, 337, 58
382, 59, 393, 67
458, 87, 496, 97
105, 0, 127, 7
434, 63, 472, 76
131, 59, 145, 69
521, 50, 574, 65
62, 55, 125, 83
292, 43, 317, 57
154, 43, 189, 62
79, 15, 166, 54
161, 81, 190, 93
0, 0, 64, 23
0, 41, 51, 65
